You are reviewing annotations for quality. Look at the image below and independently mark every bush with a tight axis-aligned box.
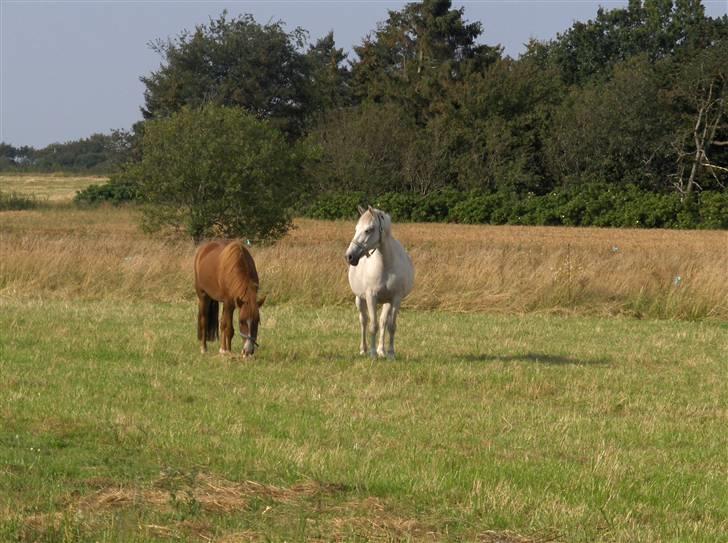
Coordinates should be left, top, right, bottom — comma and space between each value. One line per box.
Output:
698, 191, 728, 229
372, 192, 418, 222
301, 186, 727, 229
74, 177, 140, 205
303, 191, 365, 220
134, 105, 311, 242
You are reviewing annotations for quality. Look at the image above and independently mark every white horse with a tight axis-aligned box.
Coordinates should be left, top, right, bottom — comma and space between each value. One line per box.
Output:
345, 206, 414, 358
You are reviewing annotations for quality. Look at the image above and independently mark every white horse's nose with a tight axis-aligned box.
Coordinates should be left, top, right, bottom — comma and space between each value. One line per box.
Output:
346, 249, 360, 266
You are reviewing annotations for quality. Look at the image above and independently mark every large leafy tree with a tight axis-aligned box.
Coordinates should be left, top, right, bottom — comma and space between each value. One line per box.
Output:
141, 13, 315, 137
541, 0, 726, 85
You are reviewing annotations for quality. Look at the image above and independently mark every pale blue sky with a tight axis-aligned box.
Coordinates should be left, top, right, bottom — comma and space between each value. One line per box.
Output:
1, 0, 726, 148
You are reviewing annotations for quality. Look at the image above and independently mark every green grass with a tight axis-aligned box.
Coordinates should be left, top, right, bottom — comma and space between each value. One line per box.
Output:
1, 299, 726, 542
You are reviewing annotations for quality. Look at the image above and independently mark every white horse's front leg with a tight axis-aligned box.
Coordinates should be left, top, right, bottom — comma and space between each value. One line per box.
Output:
387, 300, 400, 359
365, 292, 378, 359
377, 303, 392, 358
355, 296, 368, 355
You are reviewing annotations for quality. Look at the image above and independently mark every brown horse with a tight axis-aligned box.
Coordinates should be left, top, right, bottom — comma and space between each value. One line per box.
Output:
194, 240, 265, 356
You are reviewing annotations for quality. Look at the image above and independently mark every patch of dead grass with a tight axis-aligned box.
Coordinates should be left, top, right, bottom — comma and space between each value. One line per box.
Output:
2, 208, 725, 318
16, 472, 555, 542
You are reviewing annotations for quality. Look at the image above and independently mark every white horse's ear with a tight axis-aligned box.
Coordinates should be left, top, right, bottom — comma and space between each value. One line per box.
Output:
357, 205, 366, 216
367, 205, 375, 214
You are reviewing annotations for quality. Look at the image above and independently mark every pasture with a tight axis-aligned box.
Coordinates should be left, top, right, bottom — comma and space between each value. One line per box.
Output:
0, 181, 727, 542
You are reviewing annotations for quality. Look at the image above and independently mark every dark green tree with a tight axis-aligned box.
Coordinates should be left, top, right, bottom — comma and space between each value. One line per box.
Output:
305, 32, 352, 114
351, 0, 500, 122
541, 0, 726, 85
141, 12, 313, 137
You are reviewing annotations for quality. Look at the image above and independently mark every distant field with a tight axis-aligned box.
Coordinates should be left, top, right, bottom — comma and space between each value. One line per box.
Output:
1, 205, 726, 319
0, 174, 105, 202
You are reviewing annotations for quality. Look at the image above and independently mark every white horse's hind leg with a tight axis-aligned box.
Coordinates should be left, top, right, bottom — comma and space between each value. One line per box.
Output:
377, 303, 392, 358
355, 296, 368, 355
387, 301, 400, 359
365, 292, 378, 358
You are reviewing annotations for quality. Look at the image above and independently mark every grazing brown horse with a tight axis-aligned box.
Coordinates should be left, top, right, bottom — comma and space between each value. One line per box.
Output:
194, 240, 265, 356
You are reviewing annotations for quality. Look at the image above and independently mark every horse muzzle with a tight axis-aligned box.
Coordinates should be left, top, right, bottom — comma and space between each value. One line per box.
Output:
345, 251, 361, 266
240, 333, 258, 357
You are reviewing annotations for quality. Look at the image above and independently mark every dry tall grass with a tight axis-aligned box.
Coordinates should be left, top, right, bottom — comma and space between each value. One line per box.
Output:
1, 206, 726, 319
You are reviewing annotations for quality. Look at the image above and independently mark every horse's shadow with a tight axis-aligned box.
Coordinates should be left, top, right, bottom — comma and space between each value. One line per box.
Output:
460, 352, 611, 366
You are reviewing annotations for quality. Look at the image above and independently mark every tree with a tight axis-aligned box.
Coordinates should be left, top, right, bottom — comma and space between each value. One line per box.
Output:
133, 105, 310, 242
141, 12, 313, 138
663, 42, 728, 194
541, 0, 724, 85
350, 0, 500, 122
544, 56, 669, 190
445, 56, 565, 193
307, 102, 453, 196
305, 32, 352, 114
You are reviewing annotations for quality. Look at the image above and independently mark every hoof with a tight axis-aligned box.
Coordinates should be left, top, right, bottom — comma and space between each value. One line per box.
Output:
219, 348, 230, 355
377, 349, 387, 358
200, 346, 207, 354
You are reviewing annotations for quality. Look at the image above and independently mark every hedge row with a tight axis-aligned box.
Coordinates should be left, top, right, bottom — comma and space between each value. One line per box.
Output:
302, 186, 728, 229
74, 179, 140, 205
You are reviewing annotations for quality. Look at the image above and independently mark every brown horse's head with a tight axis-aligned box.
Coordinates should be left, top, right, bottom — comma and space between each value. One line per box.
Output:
237, 292, 266, 356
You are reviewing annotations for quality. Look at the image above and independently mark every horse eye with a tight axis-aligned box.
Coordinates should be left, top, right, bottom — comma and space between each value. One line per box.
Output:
366, 228, 373, 234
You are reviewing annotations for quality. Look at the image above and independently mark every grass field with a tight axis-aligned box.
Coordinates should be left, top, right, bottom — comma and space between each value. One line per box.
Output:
2, 299, 726, 542
1, 176, 727, 542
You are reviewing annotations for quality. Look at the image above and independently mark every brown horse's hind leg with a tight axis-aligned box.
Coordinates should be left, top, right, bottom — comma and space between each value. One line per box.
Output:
197, 292, 210, 353
220, 302, 235, 354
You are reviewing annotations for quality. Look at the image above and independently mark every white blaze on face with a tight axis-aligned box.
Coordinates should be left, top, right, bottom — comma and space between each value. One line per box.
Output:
242, 318, 255, 356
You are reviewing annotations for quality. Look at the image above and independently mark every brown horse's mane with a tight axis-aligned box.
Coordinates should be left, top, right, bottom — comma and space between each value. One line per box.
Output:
219, 241, 259, 307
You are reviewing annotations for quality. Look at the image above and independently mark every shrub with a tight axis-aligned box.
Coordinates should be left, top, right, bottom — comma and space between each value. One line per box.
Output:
303, 191, 365, 220
410, 188, 465, 222
301, 186, 727, 229
372, 192, 418, 222
698, 191, 728, 229
135, 105, 311, 242
74, 177, 140, 205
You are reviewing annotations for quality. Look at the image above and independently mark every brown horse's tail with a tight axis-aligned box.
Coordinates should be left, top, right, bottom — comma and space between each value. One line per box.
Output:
200, 299, 219, 342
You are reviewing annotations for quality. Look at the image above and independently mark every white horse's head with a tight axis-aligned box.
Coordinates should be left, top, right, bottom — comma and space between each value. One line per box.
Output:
345, 205, 391, 266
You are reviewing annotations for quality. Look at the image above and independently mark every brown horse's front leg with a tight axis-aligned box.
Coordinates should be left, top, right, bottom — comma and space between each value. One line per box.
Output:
220, 302, 235, 354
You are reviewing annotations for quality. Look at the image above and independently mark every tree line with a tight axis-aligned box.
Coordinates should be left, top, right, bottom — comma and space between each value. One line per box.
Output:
16, 0, 728, 235
0, 130, 137, 173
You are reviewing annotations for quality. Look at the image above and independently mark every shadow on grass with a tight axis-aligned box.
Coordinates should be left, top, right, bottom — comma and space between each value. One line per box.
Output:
461, 352, 611, 366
